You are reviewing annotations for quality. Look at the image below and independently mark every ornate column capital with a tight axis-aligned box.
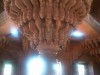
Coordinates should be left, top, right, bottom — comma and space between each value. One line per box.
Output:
4, 0, 93, 54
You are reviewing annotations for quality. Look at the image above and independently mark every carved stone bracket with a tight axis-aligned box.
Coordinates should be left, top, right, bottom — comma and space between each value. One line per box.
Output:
81, 38, 100, 63
3, 0, 92, 54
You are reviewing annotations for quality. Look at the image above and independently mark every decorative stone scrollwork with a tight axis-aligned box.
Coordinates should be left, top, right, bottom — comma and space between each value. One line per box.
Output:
81, 38, 100, 63
4, 0, 93, 54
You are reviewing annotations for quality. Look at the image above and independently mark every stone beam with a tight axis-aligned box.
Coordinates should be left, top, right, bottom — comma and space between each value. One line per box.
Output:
85, 14, 100, 33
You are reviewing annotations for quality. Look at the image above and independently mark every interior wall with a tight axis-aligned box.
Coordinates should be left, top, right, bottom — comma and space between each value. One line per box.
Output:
93, 62, 100, 75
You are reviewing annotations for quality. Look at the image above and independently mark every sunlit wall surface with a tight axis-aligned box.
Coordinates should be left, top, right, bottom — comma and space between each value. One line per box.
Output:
3, 63, 13, 75
26, 56, 46, 75
71, 31, 84, 38
10, 27, 19, 37
77, 64, 85, 75
53, 60, 62, 75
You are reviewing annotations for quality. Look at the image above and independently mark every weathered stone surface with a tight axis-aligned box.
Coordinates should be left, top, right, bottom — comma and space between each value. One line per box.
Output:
81, 38, 100, 63
3, 0, 92, 53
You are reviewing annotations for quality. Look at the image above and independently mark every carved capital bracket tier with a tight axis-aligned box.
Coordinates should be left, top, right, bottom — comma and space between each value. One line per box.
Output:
3, 0, 92, 54
81, 38, 100, 63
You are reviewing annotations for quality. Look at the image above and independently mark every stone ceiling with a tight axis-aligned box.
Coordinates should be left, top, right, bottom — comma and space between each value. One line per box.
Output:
90, 0, 100, 23
0, 0, 4, 13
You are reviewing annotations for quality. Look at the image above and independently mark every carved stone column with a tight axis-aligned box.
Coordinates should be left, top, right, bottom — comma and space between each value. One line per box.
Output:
4, 0, 92, 75
39, 53, 57, 75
